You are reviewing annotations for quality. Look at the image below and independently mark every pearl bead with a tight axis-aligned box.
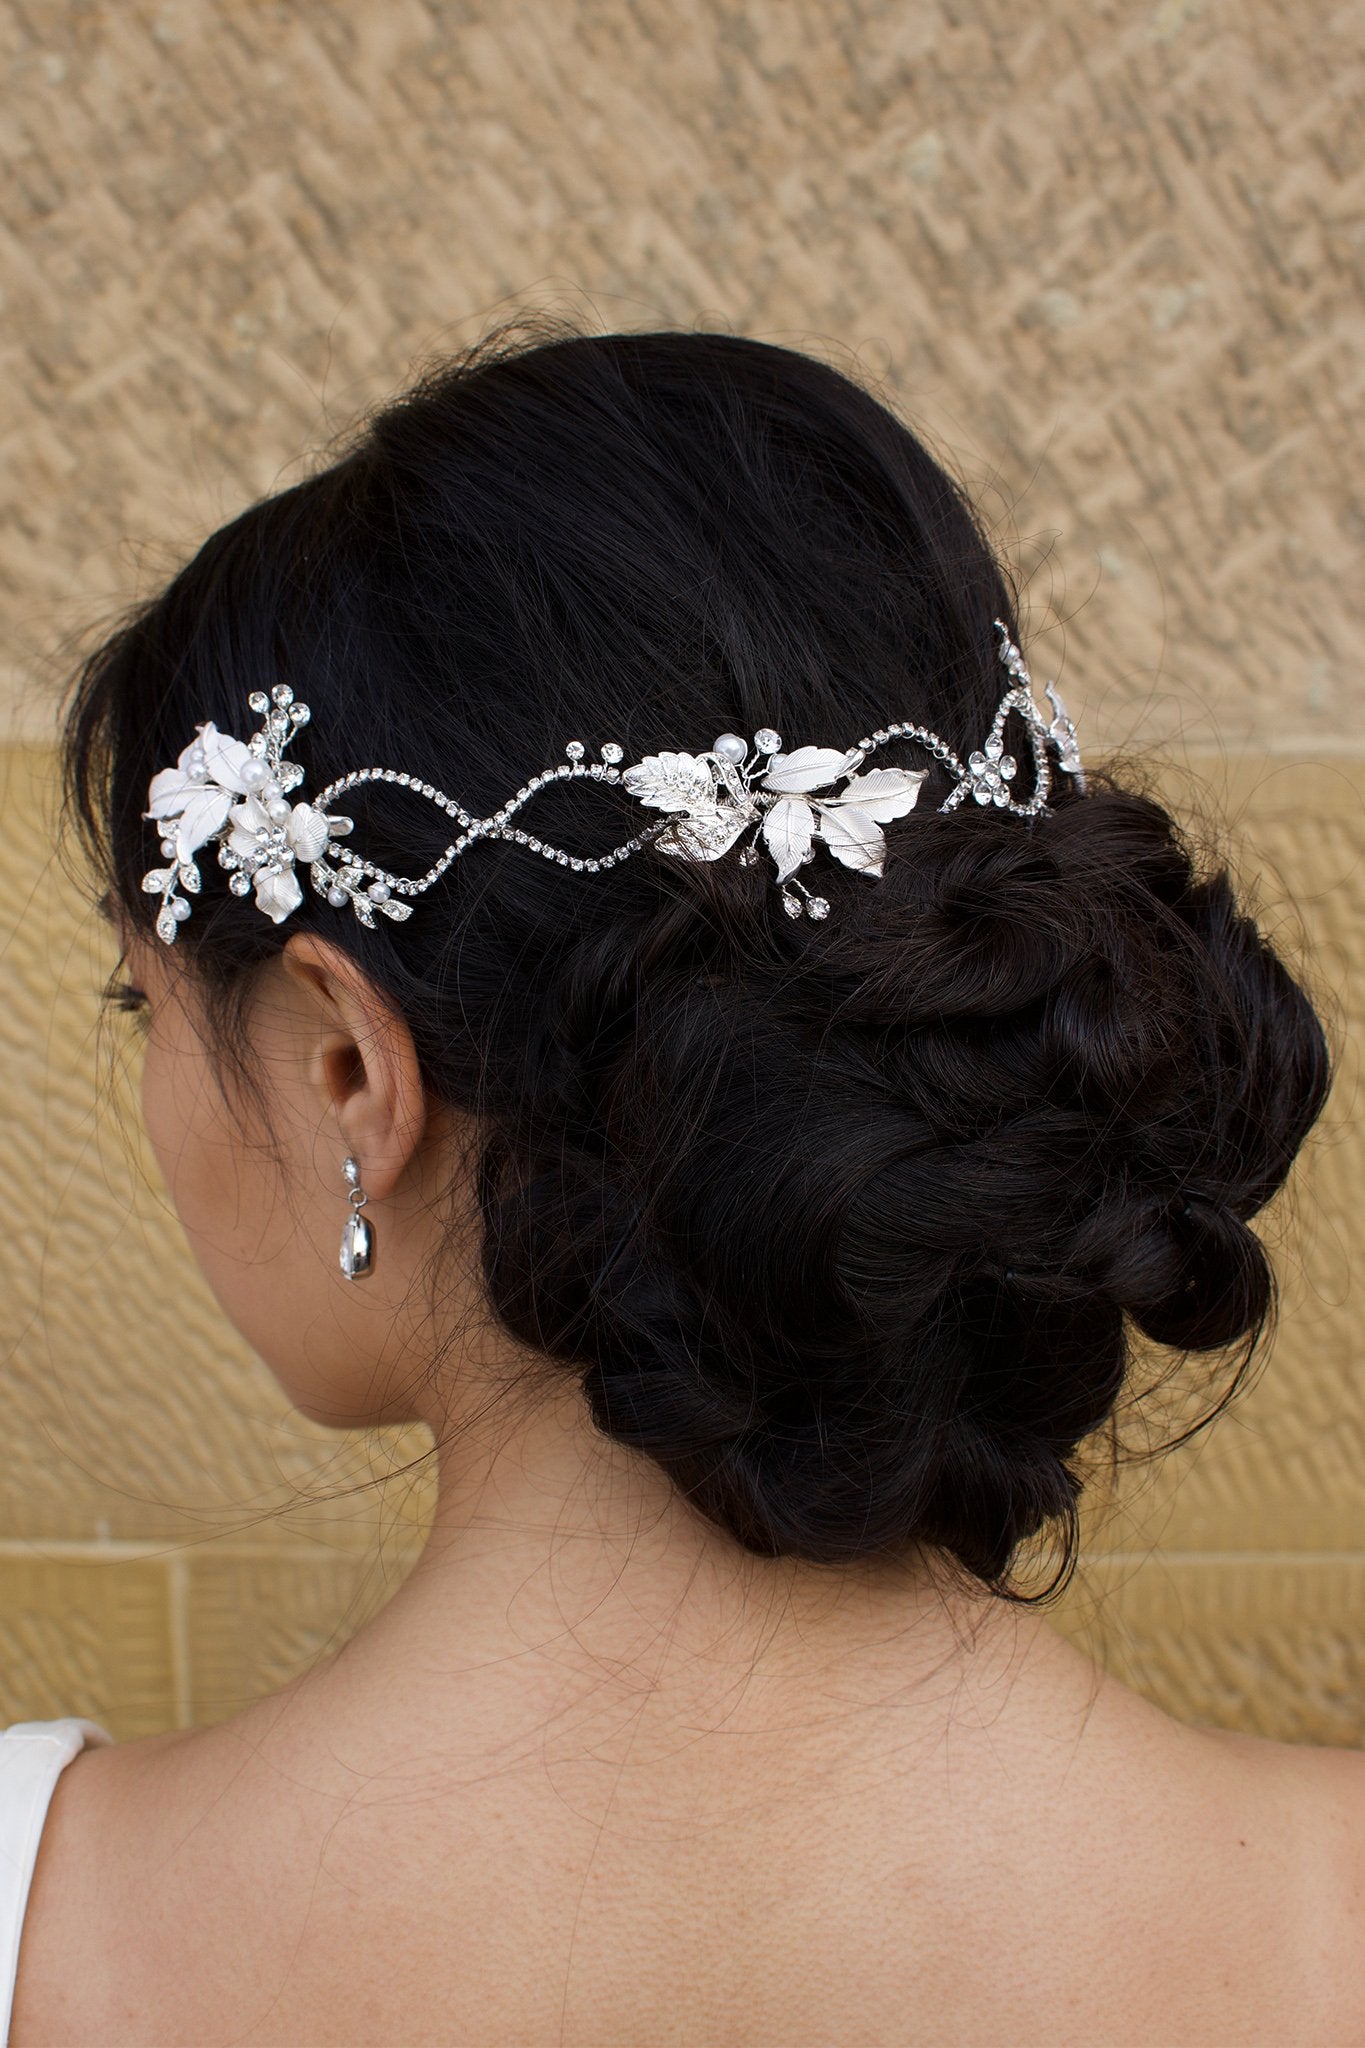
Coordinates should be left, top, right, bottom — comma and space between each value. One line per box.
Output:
266, 797, 291, 824
327, 886, 348, 909
171, 897, 192, 921
262, 780, 282, 802
713, 733, 748, 763
159, 838, 176, 858
240, 759, 268, 789
368, 881, 391, 902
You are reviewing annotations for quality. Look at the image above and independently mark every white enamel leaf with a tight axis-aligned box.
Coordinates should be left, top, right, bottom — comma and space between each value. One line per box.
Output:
252, 867, 304, 924
816, 802, 887, 875
760, 746, 862, 795
761, 795, 815, 883
621, 751, 719, 814
829, 766, 927, 823
174, 785, 235, 862
286, 802, 331, 864
198, 726, 253, 794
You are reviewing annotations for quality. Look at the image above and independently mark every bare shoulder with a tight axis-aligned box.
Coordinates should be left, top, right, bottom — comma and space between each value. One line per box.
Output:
1193, 1725, 1365, 2039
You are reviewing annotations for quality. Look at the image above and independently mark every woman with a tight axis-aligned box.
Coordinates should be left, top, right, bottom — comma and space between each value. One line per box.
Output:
7, 325, 1359, 2044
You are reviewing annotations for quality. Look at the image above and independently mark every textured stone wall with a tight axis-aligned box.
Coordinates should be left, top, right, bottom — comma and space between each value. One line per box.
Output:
1, 0, 1360, 1741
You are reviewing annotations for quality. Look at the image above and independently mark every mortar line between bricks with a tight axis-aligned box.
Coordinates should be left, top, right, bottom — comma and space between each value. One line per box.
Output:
0, 1538, 422, 1563
1085, 1550, 1365, 1566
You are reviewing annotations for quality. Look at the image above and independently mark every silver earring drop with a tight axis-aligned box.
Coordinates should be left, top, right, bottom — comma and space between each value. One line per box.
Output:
340, 1156, 374, 1280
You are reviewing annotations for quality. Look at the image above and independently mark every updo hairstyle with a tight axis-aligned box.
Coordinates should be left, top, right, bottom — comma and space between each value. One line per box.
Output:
63, 323, 1331, 1597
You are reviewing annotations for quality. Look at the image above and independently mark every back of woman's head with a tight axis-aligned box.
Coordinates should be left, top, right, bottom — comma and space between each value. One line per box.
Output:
64, 321, 1331, 1597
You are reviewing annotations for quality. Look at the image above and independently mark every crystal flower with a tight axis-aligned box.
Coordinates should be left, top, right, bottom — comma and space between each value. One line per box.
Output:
226, 794, 333, 923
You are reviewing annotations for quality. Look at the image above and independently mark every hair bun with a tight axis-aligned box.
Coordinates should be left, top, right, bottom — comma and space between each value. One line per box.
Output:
483, 781, 1329, 1592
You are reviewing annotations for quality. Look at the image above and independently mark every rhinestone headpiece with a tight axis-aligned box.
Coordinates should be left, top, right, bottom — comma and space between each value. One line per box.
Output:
140, 620, 1085, 940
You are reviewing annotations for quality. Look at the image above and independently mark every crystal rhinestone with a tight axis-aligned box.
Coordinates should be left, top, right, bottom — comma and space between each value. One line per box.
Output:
1000, 756, 1017, 780
714, 733, 748, 763
565, 740, 585, 760
781, 891, 802, 917
993, 786, 1010, 806
986, 738, 1003, 761
248, 691, 269, 713
601, 742, 623, 764
271, 684, 292, 706
229, 871, 252, 895
973, 785, 992, 806
806, 896, 830, 919
754, 729, 782, 755
738, 847, 759, 867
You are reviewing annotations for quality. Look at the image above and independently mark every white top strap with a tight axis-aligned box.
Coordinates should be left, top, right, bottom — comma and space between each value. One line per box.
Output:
0, 1719, 114, 2046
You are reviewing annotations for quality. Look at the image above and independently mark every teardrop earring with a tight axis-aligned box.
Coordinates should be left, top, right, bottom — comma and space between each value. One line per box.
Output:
339, 1156, 374, 1280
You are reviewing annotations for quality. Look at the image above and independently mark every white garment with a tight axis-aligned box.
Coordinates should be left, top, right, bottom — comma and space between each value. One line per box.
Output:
0, 1718, 113, 2045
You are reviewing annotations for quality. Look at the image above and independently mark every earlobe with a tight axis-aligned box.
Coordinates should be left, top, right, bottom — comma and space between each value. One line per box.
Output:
279, 933, 428, 1202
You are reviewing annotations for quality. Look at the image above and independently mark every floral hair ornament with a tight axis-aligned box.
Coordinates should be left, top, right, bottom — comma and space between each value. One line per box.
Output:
142, 620, 1085, 941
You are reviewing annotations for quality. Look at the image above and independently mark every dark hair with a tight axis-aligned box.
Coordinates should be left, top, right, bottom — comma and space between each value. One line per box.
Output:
63, 321, 1331, 1598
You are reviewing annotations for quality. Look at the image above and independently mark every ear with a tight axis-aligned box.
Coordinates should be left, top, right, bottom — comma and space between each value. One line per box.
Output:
279, 933, 428, 1202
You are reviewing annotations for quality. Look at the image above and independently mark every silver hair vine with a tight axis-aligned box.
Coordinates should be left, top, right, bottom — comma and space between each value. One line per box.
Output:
141, 620, 1086, 941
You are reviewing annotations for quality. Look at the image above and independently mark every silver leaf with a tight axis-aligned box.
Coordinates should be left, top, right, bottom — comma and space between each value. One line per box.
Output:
155, 905, 180, 943
377, 898, 413, 921
178, 862, 201, 893
760, 746, 862, 795
621, 751, 719, 814
816, 803, 887, 875
761, 796, 815, 883
828, 767, 926, 823
655, 810, 753, 861
141, 868, 172, 894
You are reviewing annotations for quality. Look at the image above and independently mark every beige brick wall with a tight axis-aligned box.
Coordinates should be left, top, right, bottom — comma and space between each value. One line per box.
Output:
1, 0, 1360, 1741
